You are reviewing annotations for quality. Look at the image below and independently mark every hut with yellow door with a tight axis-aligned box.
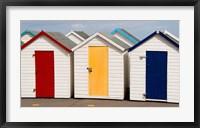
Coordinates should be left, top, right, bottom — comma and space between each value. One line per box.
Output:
72, 32, 130, 100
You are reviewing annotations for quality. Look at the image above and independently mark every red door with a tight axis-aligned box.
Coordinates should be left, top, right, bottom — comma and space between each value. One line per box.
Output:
35, 51, 54, 98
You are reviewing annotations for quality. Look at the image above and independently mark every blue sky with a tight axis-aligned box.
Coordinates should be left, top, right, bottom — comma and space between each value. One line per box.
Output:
21, 20, 179, 40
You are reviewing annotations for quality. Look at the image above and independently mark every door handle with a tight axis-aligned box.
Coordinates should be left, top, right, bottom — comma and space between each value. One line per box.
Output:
87, 67, 92, 72
33, 89, 36, 92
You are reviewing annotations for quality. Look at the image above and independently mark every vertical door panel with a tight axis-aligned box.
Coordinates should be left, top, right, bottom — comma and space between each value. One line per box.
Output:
35, 51, 54, 98
146, 51, 167, 100
88, 46, 108, 96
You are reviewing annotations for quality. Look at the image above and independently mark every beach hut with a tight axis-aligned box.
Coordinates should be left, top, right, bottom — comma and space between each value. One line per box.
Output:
21, 30, 77, 98
21, 30, 38, 43
111, 28, 140, 94
128, 31, 179, 103
72, 32, 131, 100
111, 28, 140, 46
66, 31, 89, 44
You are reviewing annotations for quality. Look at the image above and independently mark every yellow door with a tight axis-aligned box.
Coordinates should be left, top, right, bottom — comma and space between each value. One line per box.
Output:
88, 46, 108, 96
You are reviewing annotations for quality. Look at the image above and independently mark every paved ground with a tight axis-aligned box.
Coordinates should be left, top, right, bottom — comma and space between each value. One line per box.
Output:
21, 98, 179, 107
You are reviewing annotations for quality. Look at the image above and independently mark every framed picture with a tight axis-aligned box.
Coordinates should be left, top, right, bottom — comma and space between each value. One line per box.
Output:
0, 0, 199, 128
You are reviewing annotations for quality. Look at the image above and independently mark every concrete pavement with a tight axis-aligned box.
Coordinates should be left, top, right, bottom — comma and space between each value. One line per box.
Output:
21, 98, 179, 107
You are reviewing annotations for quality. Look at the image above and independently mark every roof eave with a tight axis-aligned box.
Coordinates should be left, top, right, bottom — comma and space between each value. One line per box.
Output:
72, 32, 126, 52
66, 31, 85, 41
21, 30, 36, 37
111, 28, 138, 44
128, 31, 179, 52
21, 30, 72, 53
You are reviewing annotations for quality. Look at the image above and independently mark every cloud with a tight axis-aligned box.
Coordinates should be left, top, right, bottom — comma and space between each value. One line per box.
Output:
71, 24, 87, 30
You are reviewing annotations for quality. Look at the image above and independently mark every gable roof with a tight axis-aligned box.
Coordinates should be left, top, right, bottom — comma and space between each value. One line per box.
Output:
74, 31, 89, 39
66, 31, 89, 41
72, 32, 131, 52
46, 32, 77, 49
128, 31, 179, 52
111, 28, 140, 44
100, 32, 130, 49
163, 30, 179, 44
21, 30, 39, 37
21, 30, 77, 53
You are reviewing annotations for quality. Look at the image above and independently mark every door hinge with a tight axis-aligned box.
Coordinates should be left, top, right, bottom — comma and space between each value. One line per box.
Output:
87, 67, 92, 72
143, 93, 147, 99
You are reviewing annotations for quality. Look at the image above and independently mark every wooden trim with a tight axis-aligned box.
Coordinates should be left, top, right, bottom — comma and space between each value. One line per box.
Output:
21, 30, 72, 53
66, 31, 85, 41
72, 32, 125, 51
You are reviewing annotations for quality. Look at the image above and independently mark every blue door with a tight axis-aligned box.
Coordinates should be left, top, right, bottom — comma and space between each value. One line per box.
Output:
146, 51, 167, 100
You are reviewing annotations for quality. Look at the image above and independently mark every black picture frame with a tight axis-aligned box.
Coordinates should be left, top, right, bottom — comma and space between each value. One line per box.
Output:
0, 0, 199, 128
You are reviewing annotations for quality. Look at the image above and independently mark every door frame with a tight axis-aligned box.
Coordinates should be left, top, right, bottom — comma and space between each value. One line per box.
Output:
88, 46, 109, 97
145, 51, 168, 101
35, 50, 55, 98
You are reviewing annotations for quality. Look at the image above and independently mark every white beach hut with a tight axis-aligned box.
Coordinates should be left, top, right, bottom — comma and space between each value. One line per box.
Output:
72, 32, 131, 100
21, 30, 77, 98
128, 31, 179, 103
66, 31, 89, 44
21, 30, 38, 44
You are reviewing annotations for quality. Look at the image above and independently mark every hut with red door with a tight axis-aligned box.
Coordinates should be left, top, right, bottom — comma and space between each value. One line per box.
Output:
21, 30, 76, 98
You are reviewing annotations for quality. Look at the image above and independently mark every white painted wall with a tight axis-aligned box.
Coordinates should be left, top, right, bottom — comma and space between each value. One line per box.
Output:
67, 33, 83, 44
21, 34, 33, 44
113, 33, 135, 47
129, 34, 179, 103
74, 36, 125, 100
21, 35, 72, 98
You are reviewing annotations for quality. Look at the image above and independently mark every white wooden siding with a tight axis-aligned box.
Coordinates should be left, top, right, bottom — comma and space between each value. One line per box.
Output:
21, 34, 33, 44
21, 36, 71, 98
67, 33, 83, 44
129, 35, 179, 103
74, 36, 125, 100
113, 33, 134, 47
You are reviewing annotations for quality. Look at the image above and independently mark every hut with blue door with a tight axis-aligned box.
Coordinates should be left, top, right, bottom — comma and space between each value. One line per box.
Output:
128, 30, 179, 103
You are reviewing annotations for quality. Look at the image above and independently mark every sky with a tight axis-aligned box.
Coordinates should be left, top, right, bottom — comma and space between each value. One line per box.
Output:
21, 20, 179, 40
